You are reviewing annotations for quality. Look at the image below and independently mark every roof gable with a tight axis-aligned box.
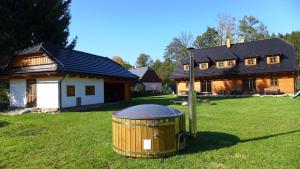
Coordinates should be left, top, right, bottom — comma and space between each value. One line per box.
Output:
129, 67, 162, 82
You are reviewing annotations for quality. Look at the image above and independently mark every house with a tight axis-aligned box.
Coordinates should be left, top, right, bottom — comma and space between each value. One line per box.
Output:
173, 38, 300, 95
129, 67, 162, 91
0, 42, 138, 111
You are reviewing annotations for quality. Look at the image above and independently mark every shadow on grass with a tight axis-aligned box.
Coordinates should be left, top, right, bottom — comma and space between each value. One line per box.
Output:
181, 129, 300, 154
0, 121, 9, 128
181, 131, 240, 154
240, 129, 300, 143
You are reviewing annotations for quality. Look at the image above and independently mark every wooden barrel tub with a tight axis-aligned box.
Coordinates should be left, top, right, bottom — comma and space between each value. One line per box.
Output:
112, 104, 186, 158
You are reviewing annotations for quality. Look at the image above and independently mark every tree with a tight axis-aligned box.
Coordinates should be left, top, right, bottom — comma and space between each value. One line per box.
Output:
238, 16, 258, 41
0, 0, 77, 67
256, 22, 270, 40
194, 27, 219, 48
156, 59, 177, 84
238, 16, 269, 42
151, 59, 162, 72
112, 56, 132, 69
164, 32, 193, 62
282, 31, 300, 90
216, 13, 236, 45
136, 53, 152, 67
282, 31, 300, 66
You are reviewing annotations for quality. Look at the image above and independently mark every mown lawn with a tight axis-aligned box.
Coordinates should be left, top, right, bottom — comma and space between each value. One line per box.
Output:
0, 95, 299, 169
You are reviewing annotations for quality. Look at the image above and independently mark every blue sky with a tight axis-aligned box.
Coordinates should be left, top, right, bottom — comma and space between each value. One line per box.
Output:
69, 0, 300, 65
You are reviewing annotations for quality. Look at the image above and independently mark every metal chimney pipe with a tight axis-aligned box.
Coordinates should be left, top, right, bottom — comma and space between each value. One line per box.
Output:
187, 47, 197, 137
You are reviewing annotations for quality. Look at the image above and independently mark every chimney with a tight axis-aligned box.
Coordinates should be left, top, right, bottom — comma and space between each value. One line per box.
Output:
226, 38, 231, 48
187, 47, 197, 137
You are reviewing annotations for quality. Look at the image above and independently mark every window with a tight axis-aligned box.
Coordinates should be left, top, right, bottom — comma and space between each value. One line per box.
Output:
271, 78, 278, 86
183, 64, 189, 71
200, 80, 212, 92
242, 79, 256, 92
67, 85, 75, 97
227, 60, 235, 67
248, 59, 253, 65
85, 86, 95, 96
217, 61, 224, 68
185, 82, 190, 88
217, 60, 236, 68
267, 55, 280, 64
245, 58, 256, 66
199, 63, 208, 70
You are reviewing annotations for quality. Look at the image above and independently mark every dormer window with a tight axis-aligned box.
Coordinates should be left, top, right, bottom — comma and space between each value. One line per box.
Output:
227, 60, 235, 67
199, 63, 209, 70
183, 64, 189, 71
216, 60, 236, 69
216, 61, 224, 68
267, 55, 280, 64
245, 58, 257, 66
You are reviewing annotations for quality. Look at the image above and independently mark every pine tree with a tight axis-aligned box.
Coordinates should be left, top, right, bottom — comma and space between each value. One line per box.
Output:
0, 0, 76, 67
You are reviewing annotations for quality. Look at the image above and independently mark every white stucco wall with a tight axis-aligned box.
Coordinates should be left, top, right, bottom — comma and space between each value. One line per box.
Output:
61, 76, 104, 108
36, 78, 60, 109
9, 79, 27, 107
143, 82, 163, 91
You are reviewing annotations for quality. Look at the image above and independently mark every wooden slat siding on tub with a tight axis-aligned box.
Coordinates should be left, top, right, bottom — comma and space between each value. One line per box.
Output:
125, 119, 131, 156
147, 120, 153, 157
159, 121, 165, 154
153, 120, 159, 154
119, 118, 123, 155
141, 120, 147, 157
135, 120, 141, 158
131, 120, 136, 157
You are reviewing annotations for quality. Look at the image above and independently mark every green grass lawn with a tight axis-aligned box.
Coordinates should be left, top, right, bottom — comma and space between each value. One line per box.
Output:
0, 95, 299, 169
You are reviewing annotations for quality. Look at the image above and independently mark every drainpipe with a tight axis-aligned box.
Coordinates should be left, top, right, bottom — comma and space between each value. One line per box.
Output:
187, 47, 197, 137
58, 74, 66, 111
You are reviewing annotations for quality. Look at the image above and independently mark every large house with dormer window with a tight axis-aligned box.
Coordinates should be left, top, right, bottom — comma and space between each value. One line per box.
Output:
172, 38, 299, 95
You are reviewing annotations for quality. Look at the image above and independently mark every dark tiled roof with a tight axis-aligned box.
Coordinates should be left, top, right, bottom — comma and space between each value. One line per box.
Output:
173, 38, 299, 79
4, 42, 138, 79
196, 56, 211, 63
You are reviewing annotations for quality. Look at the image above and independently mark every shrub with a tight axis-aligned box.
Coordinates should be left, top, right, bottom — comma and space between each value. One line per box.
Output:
134, 83, 145, 93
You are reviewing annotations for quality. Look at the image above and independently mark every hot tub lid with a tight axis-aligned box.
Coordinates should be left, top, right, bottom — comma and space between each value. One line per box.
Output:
112, 104, 184, 120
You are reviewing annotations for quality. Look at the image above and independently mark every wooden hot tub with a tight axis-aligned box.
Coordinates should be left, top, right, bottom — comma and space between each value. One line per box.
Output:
112, 104, 186, 158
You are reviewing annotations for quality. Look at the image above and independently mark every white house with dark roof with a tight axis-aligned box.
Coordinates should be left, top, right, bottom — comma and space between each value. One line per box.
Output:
129, 67, 162, 92
0, 42, 138, 111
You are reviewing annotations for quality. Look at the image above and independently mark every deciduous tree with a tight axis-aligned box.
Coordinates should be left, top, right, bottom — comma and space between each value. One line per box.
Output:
112, 56, 132, 69
164, 32, 193, 62
136, 53, 152, 67
216, 13, 236, 45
